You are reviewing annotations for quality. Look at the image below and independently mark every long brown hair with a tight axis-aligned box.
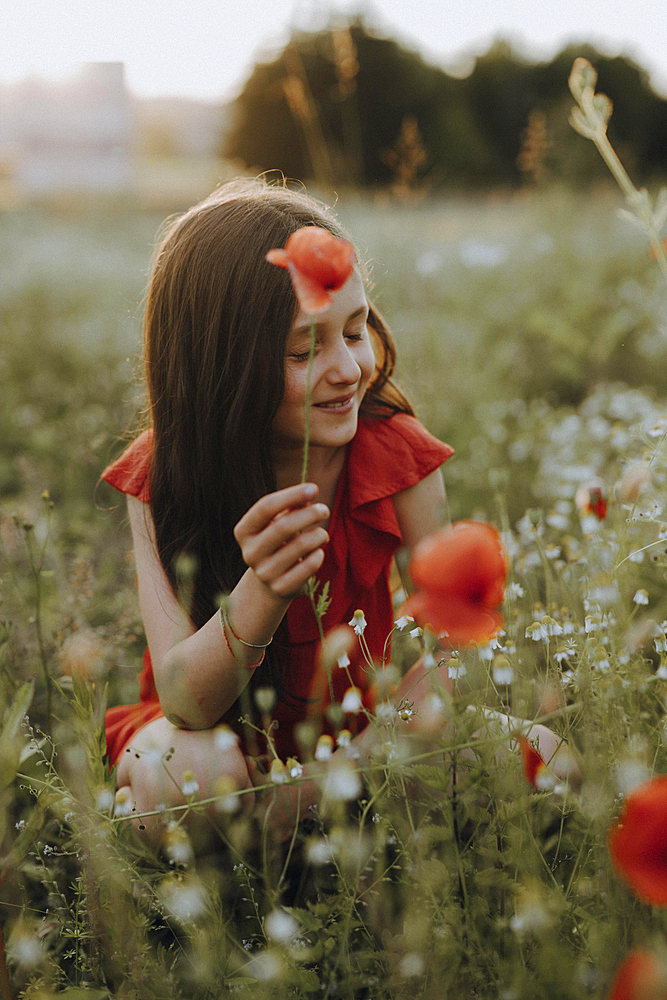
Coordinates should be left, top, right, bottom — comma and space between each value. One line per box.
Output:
143, 177, 413, 701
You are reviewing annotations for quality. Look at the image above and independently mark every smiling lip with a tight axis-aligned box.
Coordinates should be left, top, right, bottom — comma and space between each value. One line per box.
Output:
314, 393, 356, 412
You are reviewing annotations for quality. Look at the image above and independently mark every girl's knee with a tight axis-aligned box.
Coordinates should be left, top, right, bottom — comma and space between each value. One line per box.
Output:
116, 718, 253, 824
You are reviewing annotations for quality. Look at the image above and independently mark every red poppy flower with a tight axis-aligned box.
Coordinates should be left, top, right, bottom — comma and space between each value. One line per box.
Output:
515, 734, 548, 788
608, 949, 667, 1000
266, 226, 355, 314
575, 482, 607, 521
609, 775, 667, 906
403, 520, 507, 645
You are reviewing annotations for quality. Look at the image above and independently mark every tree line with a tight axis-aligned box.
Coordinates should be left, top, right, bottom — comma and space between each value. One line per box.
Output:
223, 19, 667, 192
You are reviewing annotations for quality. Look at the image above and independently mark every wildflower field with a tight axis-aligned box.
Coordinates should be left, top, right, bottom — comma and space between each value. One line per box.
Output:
4, 66, 667, 999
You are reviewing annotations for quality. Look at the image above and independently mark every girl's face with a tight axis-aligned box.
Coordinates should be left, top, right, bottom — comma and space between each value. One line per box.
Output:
272, 268, 375, 460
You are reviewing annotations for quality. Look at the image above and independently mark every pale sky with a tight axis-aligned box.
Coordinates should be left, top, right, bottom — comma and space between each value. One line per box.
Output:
4, 0, 667, 101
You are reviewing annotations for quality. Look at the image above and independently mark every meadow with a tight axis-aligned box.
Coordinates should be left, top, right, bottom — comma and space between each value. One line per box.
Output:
3, 114, 667, 997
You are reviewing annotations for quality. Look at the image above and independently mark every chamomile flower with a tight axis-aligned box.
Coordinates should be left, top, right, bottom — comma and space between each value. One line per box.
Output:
269, 759, 287, 784
286, 757, 303, 779
342, 686, 363, 713
336, 652, 351, 669
394, 615, 414, 630
322, 760, 362, 801
181, 771, 199, 797
162, 821, 195, 867
492, 656, 514, 685
555, 640, 576, 663
315, 735, 334, 761
114, 789, 134, 818
214, 725, 239, 751
265, 908, 299, 943
633, 589, 649, 605
349, 610, 367, 635
447, 656, 466, 679
214, 775, 240, 814
375, 701, 397, 725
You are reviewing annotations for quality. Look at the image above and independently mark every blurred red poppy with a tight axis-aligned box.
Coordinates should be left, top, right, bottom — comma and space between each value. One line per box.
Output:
404, 520, 507, 645
516, 734, 547, 788
609, 776, 667, 906
608, 949, 667, 1000
266, 226, 355, 313
575, 482, 607, 521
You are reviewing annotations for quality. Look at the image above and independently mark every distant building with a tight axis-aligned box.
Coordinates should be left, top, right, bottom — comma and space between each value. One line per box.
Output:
5, 62, 134, 197
0, 63, 231, 204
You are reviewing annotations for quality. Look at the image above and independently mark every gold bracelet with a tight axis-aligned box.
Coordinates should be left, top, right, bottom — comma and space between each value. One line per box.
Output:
220, 604, 273, 649
219, 606, 265, 669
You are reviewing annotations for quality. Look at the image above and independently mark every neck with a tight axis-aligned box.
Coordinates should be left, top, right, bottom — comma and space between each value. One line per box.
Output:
274, 442, 346, 493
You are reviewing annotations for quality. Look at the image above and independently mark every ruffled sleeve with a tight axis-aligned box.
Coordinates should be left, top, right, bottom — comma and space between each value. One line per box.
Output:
101, 429, 153, 503
345, 413, 453, 588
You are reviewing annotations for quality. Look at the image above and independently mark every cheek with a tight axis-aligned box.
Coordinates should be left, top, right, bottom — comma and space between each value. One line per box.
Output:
360, 343, 376, 386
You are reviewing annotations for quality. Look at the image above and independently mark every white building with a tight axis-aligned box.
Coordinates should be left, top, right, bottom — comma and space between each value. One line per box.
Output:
6, 63, 134, 196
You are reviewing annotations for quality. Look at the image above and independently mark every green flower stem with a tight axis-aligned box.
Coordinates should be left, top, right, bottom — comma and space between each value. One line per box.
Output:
579, 88, 667, 286
298, 315, 336, 702
300, 314, 316, 485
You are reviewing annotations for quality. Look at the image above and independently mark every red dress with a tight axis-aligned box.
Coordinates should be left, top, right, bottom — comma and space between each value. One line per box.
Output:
101, 413, 453, 765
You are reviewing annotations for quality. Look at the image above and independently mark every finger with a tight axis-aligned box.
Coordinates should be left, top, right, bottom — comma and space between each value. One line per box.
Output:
235, 484, 319, 539
243, 503, 329, 563
271, 547, 326, 598
254, 527, 329, 583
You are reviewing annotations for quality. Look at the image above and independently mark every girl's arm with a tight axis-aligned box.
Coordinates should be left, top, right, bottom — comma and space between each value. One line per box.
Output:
128, 483, 330, 730
391, 467, 450, 547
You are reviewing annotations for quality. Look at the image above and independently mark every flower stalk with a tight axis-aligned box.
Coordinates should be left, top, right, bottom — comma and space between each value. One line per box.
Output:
569, 57, 667, 285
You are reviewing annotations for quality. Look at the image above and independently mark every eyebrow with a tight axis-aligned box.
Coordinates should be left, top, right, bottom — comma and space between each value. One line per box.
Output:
290, 305, 369, 339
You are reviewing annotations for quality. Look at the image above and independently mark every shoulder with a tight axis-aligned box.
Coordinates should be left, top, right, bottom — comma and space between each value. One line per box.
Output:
349, 413, 453, 506
101, 429, 153, 503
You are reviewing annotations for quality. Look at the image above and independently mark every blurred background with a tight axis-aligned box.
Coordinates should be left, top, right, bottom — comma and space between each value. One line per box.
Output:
2, 0, 667, 206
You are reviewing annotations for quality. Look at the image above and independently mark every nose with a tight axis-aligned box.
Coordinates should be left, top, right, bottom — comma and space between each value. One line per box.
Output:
325, 340, 361, 386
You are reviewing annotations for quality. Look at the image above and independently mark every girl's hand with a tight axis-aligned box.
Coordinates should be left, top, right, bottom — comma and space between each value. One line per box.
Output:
233, 483, 329, 600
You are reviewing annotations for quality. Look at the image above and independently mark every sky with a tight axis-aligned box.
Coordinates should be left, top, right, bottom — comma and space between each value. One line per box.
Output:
4, 0, 667, 102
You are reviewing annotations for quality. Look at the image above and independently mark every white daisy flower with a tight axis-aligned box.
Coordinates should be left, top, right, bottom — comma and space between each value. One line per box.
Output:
265, 908, 299, 943
447, 658, 467, 679
394, 615, 414, 630
181, 770, 199, 797
214, 725, 239, 751
492, 663, 514, 685
286, 757, 303, 779
341, 686, 363, 713
375, 702, 397, 725
322, 761, 362, 801
315, 735, 334, 761
348, 610, 367, 635
114, 790, 134, 818
633, 589, 649, 605
269, 759, 287, 784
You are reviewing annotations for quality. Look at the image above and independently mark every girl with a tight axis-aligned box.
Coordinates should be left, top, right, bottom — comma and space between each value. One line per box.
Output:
102, 178, 562, 839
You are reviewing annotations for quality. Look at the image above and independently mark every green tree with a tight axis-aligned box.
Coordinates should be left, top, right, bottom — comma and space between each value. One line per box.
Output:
223, 20, 667, 190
